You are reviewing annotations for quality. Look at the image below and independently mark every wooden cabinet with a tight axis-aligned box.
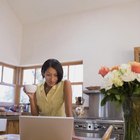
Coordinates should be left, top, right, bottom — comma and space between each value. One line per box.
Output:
6, 120, 19, 134
134, 47, 140, 62
0, 119, 19, 134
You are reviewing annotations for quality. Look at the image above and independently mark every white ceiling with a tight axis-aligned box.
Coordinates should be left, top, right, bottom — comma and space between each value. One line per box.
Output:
7, 0, 135, 25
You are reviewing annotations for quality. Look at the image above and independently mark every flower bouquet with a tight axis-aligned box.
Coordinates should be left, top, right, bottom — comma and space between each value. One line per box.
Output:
98, 61, 140, 105
98, 61, 140, 140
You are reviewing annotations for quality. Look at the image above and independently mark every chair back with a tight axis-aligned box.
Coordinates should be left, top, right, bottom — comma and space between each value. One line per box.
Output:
102, 125, 113, 140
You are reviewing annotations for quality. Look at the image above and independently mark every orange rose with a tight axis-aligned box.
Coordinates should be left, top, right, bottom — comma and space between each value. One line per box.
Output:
98, 66, 110, 77
131, 61, 140, 73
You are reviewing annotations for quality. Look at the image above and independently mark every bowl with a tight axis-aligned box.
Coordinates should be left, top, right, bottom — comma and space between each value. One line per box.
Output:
86, 86, 100, 90
24, 84, 37, 93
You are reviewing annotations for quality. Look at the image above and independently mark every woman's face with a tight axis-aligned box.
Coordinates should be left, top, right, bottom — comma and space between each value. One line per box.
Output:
44, 67, 58, 87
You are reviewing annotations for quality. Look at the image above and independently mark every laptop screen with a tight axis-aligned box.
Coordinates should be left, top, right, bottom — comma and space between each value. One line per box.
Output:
19, 116, 74, 140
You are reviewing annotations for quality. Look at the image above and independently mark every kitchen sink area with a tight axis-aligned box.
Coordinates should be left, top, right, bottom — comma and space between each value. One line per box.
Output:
73, 89, 124, 140
74, 117, 124, 140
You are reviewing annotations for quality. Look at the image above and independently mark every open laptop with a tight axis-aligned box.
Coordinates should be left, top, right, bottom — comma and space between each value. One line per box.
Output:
19, 116, 74, 140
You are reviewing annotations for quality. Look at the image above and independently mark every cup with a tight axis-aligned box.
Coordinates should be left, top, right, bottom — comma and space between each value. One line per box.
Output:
24, 84, 37, 93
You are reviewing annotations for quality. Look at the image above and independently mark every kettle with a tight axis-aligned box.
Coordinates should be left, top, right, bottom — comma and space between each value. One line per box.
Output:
75, 97, 85, 105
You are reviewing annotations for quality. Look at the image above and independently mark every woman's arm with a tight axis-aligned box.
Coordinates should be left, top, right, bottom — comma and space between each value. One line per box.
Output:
63, 80, 82, 140
64, 80, 73, 117
23, 86, 39, 115
29, 93, 39, 116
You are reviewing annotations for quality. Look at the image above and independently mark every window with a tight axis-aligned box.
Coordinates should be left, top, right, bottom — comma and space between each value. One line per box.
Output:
22, 69, 35, 85
62, 61, 83, 103
0, 63, 16, 104
20, 67, 43, 103
0, 85, 15, 103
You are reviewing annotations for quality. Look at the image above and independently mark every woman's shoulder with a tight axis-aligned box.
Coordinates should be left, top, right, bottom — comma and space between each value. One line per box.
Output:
57, 80, 71, 87
63, 80, 71, 86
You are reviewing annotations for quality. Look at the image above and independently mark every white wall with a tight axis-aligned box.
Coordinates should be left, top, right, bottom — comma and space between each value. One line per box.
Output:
0, 0, 140, 84
0, 0, 22, 65
20, 1, 140, 87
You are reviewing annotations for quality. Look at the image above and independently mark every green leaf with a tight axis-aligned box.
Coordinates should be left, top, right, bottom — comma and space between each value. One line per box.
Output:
101, 95, 110, 106
133, 87, 140, 95
115, 95, 121, 100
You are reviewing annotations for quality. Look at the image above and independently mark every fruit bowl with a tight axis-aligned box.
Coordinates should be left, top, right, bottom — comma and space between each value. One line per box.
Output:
86, 86, 100, 90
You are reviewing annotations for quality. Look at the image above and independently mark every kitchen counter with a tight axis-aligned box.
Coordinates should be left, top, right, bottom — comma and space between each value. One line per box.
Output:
0, 112, 31, 120
0, 115, 19, 121
0, 113, 21, 134
0, 134, 115, 140
0, 112, 32, 134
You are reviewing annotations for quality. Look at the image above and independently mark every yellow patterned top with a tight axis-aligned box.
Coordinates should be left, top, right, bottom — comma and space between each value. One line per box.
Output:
36, 81, 66, 116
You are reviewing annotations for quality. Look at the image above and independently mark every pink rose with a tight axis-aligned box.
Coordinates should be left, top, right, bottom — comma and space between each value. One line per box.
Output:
131, 61, 140, 73
98, 66, 110, 77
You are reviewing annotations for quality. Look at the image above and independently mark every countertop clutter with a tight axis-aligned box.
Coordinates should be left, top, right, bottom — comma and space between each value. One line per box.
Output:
0, 112, 31, 120
0, 112, 21, 117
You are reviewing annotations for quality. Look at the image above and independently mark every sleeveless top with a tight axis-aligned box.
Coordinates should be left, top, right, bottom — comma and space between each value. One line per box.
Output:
36, 81, 66, 116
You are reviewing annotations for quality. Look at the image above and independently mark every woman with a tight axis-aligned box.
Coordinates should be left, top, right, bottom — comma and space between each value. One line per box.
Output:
24, 58, 72, 117
24, 58, 81, 140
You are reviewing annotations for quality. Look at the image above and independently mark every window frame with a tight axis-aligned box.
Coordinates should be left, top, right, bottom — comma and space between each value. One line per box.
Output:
0, 62, 17, 104
20, 65, 42, 85
62, 60, 83, 85
0, 62, 16, 85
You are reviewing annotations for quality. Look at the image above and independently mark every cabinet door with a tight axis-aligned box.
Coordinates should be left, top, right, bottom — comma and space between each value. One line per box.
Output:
6, 120, 19, 134
134, 47, 140, 62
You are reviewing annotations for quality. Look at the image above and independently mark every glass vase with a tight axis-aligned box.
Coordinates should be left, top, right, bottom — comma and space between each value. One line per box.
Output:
122, 96, 140, 140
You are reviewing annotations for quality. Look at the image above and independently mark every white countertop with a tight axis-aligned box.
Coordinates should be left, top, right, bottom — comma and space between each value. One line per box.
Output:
0, 134, 114, 140
77, 137, 102, 140
0, 134, 20, 140
73, 136, 114, 140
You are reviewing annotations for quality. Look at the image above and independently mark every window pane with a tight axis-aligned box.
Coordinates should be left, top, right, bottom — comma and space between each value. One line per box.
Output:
69, 65, 83, 82
0, 85, 15, 103
72, 85, 83, 103
0, 66, 2, 82
3, 67, 14, 84
20, 87, 29, 103
62, 66, 68, 80
23, 69, 35, 85
35, 68, 44, 84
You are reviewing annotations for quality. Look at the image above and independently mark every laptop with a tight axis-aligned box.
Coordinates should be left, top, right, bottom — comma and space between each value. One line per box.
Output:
19, 116, 74, 140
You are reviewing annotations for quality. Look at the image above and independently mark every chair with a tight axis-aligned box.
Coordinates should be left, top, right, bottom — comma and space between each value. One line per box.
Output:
0, 119, 7, 134
102, 125, 113, 140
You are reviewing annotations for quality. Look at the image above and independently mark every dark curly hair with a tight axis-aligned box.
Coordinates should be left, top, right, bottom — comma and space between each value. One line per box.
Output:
41, 59, 63, 83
